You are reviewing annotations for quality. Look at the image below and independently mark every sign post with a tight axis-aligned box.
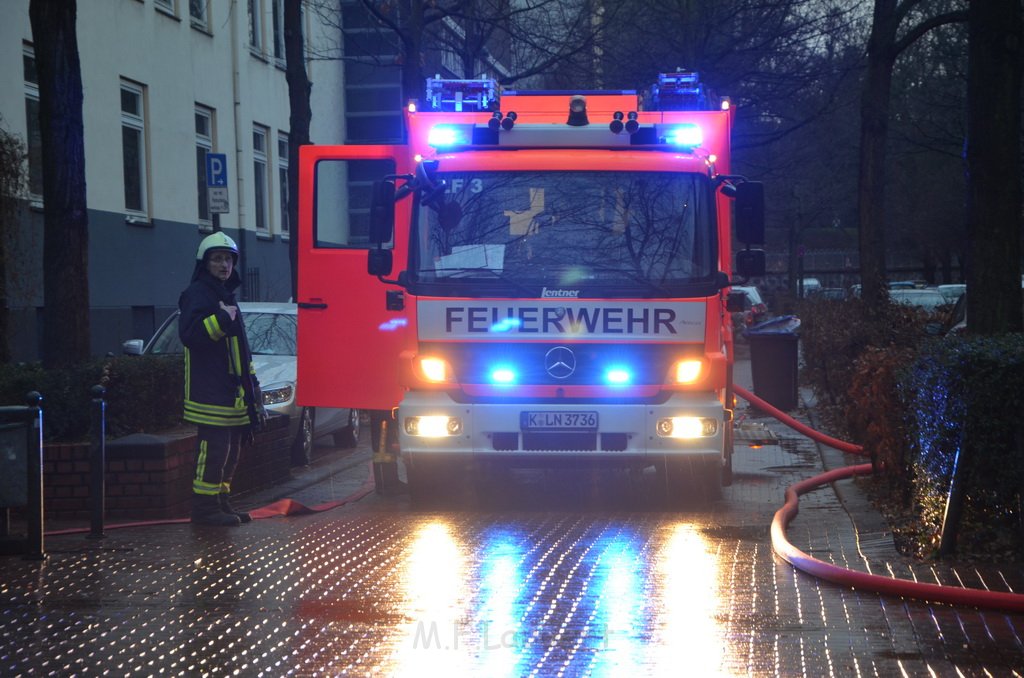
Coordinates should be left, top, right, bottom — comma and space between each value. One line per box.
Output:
206, 153, 229, 214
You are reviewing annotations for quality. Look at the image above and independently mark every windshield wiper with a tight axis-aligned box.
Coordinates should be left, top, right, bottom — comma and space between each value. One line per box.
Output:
428, 267, 535, 295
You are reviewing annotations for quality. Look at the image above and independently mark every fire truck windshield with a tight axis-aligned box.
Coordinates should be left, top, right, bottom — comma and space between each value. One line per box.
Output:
412, 171, 716, 297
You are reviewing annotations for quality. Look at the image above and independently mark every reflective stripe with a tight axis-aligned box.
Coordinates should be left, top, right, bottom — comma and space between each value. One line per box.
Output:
193, 479, 221, 495
195, 438, 208, 486
184, 400, 249, 426
204, 314, 226, 341
229, 336, 243, 376
184, 349, 191, 399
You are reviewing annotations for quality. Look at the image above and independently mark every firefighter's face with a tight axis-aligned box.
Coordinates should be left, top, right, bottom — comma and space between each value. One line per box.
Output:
206, 250, 235, 281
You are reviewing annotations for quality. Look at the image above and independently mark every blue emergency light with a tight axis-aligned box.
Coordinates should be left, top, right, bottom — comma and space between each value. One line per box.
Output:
489, 366, 517, 384
663, 124, 703, 148
604, 366, 633, 385
427, 124, 473, 148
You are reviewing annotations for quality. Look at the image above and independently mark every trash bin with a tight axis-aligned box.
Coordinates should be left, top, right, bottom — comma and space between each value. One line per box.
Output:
744, 315, 801, 411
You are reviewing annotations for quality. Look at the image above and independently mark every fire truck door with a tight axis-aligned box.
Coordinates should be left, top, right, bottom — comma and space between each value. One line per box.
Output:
297, 145, 412, 411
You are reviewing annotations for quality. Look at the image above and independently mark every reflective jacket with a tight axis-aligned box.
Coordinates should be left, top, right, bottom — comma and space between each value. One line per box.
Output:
178, 264, 258, 427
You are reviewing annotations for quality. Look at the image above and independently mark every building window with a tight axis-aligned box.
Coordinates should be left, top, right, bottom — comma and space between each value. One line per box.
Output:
189, 0, 207, 29
23, 44, 42, 201
155, 0, 176, 15
277, 133, 289, 237
195, 106, 214, 227
272, 0, 285, 63
253, 124, 269, 233
248, 0, 263, 53
120, 80, 148, 215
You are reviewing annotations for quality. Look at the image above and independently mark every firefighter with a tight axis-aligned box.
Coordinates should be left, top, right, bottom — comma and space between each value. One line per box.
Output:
178, 232, 266, 526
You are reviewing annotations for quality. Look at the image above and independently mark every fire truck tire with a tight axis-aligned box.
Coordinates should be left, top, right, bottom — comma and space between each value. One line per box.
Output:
722, 425, 734, 487
333, 409, 361, 449
663, 456, 723, 506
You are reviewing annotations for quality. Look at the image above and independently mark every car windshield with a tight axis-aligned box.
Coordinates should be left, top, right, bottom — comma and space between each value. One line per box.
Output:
413, 170, 716, 294
890, 290, 946, 311
245, 313, 297, 355
147, 311, 296, 356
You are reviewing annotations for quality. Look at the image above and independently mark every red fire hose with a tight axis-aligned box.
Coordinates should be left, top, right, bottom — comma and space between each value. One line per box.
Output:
735, 384, 1024, 614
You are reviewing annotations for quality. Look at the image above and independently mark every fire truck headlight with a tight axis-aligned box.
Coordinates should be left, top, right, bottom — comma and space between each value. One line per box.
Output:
417, 357, 453, 383
405, 416, 463, 437
656, 417, 718, 439
427, 124, 471, 147
664, 124, 703, 148
672, 359, 704, 385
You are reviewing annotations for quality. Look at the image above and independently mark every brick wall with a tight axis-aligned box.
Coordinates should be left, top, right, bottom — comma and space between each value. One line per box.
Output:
40, 414, 292, 522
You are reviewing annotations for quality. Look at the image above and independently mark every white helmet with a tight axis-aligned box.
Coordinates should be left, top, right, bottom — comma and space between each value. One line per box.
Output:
196, 232, 238, 262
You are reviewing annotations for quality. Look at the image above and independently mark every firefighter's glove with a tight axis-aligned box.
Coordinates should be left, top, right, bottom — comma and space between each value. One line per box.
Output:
248, 402, 268, 434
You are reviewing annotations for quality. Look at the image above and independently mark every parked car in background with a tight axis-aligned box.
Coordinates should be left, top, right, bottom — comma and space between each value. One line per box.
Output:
814, 287, 846, 300
889, 288, 948, 313
123, 302, 359, 465
799, 277, 821, 297
938, 284, 966, 304
729, 285, 769, 329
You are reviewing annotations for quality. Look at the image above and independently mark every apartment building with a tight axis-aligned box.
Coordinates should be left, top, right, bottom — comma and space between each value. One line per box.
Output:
0, 0, 345, 361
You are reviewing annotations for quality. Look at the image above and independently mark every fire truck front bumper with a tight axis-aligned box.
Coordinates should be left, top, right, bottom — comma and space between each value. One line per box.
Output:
396, 390, 726, 463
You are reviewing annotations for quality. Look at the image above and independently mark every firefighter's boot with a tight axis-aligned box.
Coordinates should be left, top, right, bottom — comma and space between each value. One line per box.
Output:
219, 494, 252, 523
191, 494, 241, 526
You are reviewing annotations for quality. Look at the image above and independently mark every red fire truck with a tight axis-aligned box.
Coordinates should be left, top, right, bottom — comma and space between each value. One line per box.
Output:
297, 73, 765, 502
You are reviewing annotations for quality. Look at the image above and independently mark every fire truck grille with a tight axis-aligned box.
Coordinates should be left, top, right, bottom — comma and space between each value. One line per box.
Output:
491, 432, 629, 452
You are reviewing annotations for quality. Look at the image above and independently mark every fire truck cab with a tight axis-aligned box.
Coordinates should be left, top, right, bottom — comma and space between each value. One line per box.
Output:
297, 73, 765, 502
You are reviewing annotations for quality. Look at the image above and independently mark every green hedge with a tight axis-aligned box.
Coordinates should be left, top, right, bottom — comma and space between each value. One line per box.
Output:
0, 355, 185, 441
899, 334, 1024, 558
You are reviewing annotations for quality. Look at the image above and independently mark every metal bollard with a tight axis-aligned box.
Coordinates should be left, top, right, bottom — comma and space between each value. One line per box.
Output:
89, 385, 107, 539
25, 391, 45, 560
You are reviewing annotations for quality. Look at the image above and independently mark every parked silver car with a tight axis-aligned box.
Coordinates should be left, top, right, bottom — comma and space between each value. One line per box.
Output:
123, 302, 359, 464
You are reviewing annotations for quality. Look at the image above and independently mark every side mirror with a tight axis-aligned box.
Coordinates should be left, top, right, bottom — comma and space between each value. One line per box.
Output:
122, 339, 144, 356
735, 181, 765, 244
735, 249, 766, 279
367, 248, 393, 277
369, 180, 396, 244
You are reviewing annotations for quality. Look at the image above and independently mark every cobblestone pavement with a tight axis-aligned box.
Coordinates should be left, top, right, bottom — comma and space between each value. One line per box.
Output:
1, 357, 1022, 676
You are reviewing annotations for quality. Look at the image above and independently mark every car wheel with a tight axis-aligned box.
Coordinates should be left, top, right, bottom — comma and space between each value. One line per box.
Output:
333, 409, 360, 449
291, 407, 314, 466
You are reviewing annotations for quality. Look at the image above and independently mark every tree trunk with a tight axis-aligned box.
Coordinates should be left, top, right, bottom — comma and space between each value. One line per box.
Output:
400, 0, 426, 110
285, 0, 312, 301
965, 0, 1023, 334
857, 0, 898, 307
29, 0, 90, 368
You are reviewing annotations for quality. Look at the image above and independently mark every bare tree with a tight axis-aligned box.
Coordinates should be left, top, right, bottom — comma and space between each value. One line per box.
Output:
855, 0, 965, 305
965, 0, 1022, 334
311, 0, 616, 101
0, 120, 27, 364
29, 0, 90, 368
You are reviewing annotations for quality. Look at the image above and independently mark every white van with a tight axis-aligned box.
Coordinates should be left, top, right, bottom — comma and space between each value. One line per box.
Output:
800, 277, 822, 297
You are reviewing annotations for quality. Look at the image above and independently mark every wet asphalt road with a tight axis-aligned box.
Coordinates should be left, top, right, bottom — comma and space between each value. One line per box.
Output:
2, 352, 1024, 675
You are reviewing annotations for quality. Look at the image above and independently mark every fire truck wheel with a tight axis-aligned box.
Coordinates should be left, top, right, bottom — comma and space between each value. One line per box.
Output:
722, 426, 734, 487
663, 456, 723, 507
333, 409, 361, 449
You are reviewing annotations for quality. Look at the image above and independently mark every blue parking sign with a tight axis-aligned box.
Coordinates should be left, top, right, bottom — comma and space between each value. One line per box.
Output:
205, 153, 228, 187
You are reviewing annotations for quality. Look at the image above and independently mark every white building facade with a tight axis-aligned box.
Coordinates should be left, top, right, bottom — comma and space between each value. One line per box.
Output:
0, 0, 346, 361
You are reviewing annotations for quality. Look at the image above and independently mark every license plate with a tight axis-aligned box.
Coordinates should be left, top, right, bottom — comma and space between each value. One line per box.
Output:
521, 411, 598, 431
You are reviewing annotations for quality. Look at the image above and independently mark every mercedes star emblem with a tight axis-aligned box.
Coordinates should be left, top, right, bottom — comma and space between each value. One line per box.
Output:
544, 346, 576, 379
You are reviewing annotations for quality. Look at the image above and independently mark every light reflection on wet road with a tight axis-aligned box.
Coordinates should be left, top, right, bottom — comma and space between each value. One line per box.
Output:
2, 427, 1023, 675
